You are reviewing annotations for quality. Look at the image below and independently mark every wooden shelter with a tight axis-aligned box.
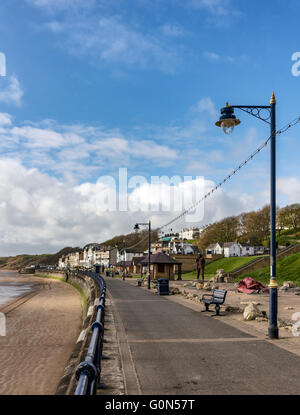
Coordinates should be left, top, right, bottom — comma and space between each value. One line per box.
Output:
140, 252, 182, 280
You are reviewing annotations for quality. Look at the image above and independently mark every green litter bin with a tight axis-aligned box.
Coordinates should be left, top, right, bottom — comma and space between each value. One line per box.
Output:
157, 278, 169, 295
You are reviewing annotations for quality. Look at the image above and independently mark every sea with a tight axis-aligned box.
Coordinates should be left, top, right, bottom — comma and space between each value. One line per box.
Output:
0, 271, 33, 307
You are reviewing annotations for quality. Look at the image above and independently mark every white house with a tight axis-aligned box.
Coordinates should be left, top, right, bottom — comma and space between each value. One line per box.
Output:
206, 243, 224, 255
223, 242, 241, 257
118, 249, 144, 263
82, 243, 111, 268
239, 243, 255, 256
179, 227, 201, 240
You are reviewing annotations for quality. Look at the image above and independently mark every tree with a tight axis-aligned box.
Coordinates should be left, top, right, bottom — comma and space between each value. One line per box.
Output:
196, 216, 239, 250
241, 205, 270, 245
278, 204, 300, 231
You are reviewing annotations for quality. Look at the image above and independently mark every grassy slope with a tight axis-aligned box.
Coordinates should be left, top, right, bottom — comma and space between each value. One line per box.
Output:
239, 251, 300, 286
182, 256, 263, 279
276, 229, 300, 247
0, 247, 81, 270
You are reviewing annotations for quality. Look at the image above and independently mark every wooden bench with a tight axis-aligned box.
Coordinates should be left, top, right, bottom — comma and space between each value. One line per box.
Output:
200, 289, 227, 316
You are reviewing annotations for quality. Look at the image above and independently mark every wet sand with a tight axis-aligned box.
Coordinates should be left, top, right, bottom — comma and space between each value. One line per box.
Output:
0, 271, 82, 394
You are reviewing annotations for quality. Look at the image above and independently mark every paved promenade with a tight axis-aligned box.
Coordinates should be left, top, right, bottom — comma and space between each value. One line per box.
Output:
106, 277, 300, 395
0, 272, 82, 394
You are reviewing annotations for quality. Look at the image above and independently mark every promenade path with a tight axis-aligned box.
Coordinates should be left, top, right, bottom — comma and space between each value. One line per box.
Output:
0, 272, 82, 394
107, 277, 300, 395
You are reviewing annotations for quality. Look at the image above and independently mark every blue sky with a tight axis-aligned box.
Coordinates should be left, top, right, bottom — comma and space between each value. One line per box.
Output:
0, 0, 300, 255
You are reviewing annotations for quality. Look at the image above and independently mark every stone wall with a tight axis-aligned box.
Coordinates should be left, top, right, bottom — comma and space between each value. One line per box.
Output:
35, 270, 101, 395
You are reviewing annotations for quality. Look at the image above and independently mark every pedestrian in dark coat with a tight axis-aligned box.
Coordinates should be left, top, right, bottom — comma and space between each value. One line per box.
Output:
196, 254, 206, 283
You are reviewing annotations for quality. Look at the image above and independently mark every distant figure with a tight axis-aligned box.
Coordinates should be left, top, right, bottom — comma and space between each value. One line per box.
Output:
122, 269, 127, 280
196, 254, 206, 282
65, 269, 69, 282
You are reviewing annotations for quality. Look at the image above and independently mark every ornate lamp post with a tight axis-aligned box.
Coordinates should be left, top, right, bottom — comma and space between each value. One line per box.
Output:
134, 220, 151, 289
215, 93, 278, 340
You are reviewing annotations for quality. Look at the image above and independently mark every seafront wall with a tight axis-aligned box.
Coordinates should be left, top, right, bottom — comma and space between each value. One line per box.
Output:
35, 270, 101, 394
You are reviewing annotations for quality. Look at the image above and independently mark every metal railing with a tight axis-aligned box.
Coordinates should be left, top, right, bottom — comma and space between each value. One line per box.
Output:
74, 270, 106, 395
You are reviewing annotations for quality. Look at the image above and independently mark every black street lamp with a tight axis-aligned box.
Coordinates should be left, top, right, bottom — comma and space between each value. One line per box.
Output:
215, 93, 278, 340
134, 220, 151, 289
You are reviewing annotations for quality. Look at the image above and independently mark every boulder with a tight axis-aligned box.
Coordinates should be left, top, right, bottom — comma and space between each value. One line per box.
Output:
196, 282, 204, 290
214, 269, 226, 283
279, 285, 289, 292
212, 284, 219, 290
255, 317, 268, 322
171, 287, 180, 295
283, 281, 297, 288
203, 282, 212, 291
243, 303, 265, 321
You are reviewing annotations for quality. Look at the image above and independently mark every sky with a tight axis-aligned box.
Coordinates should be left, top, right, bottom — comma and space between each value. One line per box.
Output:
0, 0, 300, 255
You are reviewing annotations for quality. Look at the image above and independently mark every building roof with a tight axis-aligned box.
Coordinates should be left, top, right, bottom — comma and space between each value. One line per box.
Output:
140, 252, 182, 265
132, 256, 145, 265
83, 243, 101, 250
206, 243, 217, 250
223, 242, 239, 248
116, 261, 132, 267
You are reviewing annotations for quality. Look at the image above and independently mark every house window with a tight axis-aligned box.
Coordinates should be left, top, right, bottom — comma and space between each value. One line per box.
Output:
158, 264, 165, 273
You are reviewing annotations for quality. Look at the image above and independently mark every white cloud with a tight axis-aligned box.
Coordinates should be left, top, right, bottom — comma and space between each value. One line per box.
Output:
27, 0, 96, 12
68, 16, 179, 72
0, 76, 23, 106
0, 113, 13, 126
187, 0, 231, 15
160, 24, 184, 37
203, 51, 220, 61
0, 115, 179, 180
0, 157, 266, 256
27, 2, 182, 73
10, 126, 66, 148
194, 96, 219, 120
277, 177, 300, 204
203, 51, 239, 63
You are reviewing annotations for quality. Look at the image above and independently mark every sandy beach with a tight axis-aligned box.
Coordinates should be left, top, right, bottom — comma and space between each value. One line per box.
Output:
0, 271, 82, 395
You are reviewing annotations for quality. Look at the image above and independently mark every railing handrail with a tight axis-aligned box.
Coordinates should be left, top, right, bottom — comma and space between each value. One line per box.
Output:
73, 270, 106, 395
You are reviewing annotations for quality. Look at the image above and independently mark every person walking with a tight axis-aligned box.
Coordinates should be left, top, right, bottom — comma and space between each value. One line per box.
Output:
196, 254, 206, 283
122, 268, 127, 280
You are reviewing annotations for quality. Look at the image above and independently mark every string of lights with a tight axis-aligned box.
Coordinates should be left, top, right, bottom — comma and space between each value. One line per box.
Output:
124, 115, 300, 251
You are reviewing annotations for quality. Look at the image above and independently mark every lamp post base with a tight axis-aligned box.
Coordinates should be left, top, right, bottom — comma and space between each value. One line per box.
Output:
268, 327, 279, 339
268, 284, 279, 339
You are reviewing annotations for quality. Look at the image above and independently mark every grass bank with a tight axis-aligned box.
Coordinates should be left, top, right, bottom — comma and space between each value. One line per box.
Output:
35, 273, 88, 319
239, 251, 300, 286
182, 256, 264, 280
